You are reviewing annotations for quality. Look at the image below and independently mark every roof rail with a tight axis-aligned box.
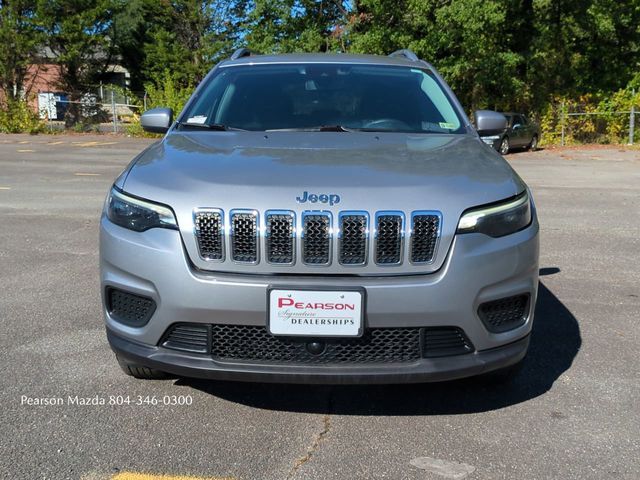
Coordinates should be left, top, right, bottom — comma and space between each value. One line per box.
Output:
388, 49, 420, 62
230, 48, 255, 60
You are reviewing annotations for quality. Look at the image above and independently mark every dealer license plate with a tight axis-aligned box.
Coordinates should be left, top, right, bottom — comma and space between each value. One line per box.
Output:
268, 288, 363, 337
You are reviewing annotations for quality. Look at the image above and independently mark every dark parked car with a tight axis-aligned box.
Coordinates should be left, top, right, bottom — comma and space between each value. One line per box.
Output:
481, 113, 540, 154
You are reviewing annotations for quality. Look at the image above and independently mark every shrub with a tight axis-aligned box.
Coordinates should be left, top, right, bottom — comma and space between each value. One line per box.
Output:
125, 70, 193, 137
0, 99, 45, 134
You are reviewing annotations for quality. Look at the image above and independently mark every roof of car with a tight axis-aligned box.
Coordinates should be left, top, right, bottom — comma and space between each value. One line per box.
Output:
219, 52, 433, 70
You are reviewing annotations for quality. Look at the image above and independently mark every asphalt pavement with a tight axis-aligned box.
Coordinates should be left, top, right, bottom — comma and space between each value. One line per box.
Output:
0, 134, 638, 479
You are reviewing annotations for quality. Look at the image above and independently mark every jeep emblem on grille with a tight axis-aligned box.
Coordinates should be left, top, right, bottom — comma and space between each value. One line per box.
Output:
296, 191, 341, 206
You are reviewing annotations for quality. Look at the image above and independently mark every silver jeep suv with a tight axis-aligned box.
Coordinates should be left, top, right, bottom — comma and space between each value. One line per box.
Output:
100, 49, 539, 383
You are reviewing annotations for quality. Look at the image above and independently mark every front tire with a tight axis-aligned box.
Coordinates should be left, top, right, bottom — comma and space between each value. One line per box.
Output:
499, 137, 510, 155
116, 355, 171, 380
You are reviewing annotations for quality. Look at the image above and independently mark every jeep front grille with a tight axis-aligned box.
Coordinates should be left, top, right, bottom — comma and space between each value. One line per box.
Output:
338, 212, 368, 265
302, 212, 331, 265
230, 210, 258, 263
194, 209, 224, 261
266, 211, 295, 264
375, 212, 404, 265
410, 212, 441, 263
193, 208, 442, 269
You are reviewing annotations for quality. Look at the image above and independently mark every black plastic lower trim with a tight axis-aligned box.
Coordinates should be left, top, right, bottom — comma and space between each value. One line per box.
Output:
107, 329, 530, 385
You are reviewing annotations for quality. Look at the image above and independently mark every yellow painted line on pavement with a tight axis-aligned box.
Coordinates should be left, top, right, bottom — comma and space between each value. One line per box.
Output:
73, 140, 119, 147
112, 473, 235, 480
18, 140, 30, 144
0, 186, 11, 190
48, 140, 65, 145
17, 149, 35, 152
74, 173, 101, 176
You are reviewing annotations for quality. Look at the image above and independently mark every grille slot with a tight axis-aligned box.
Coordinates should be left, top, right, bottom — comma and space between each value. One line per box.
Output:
230, 210, 258, 263
410, 212, 440, 263
211, 325, 422, 364
194, 209, 224, 261
478, 294, 529, 333
266, 211, 295, 264
375, 213, 404, 265
423, 327, 474, 358
302, 213, 331, 265
106, 287, 156, 327
339, 212, 368, 265
162, 323, 209, 353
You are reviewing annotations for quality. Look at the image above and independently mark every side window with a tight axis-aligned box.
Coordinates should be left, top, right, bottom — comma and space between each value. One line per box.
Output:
519, 115, 528, 125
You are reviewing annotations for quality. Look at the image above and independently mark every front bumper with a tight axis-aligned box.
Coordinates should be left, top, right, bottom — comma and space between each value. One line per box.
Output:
109, 329, 530, 384
100, 215, 539, 383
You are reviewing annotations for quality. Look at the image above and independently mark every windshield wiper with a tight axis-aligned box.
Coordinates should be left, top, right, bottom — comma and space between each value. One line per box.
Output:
265, 125, 354, 132
177, 122, 246, 131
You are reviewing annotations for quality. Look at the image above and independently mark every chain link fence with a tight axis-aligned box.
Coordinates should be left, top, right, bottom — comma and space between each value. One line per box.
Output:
540, 92, 639, 146
37, 84, 146, 134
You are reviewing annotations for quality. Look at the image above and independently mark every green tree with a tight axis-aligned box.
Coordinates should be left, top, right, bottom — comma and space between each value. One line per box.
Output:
0, 1, 43, 101
141, 1, 246, 88
36, 0, 119, 125
112, 0, 172, 91
244, 0, 347, 53
348, 0, 528, 111
530, 0, 640, 107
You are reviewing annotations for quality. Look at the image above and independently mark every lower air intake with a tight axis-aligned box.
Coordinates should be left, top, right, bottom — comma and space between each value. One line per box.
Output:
159, 324, 476, 364
162, 323, 209, 353
106, 287, 156, 327
478, 294, 530, 333
211, 325, 422, 364
422, 327, 475, 358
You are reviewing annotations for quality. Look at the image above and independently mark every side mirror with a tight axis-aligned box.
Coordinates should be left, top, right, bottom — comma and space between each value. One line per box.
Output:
140, 107, 173, 134
473, 110, 508, 136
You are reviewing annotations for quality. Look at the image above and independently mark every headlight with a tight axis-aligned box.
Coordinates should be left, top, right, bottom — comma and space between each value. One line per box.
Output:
106, 187, 177, 232
457, 191, 531, 237
481, 135, 500, 144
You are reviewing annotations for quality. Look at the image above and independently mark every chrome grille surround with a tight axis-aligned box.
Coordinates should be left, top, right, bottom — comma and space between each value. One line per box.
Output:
374, 211, 405, 266
229, 209, 259, 264
192, 208, 442, 270
265, 210, 296, 265
193, 208, 225, 261
409, 211, 442, 264
301, 211, 332, 266
338, 211, 369, 266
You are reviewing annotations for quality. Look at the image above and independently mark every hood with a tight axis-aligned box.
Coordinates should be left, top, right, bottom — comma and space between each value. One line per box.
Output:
122, 131, 525, 275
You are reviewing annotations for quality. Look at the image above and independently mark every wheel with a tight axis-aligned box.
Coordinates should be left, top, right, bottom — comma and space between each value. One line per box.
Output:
499, 136, 510, 155
528, 135, 538, 151
116, 355, 171, 380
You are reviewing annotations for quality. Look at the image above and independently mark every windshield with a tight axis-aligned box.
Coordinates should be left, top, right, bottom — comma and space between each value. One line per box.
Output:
180, 63, 466, 134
